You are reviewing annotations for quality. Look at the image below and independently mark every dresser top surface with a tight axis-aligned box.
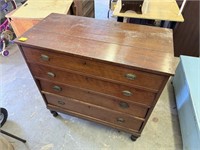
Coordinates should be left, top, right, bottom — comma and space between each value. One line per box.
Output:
15, 13, 177, 75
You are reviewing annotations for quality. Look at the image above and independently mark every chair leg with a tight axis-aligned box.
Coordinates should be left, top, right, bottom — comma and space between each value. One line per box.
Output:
0, 129, 26, 143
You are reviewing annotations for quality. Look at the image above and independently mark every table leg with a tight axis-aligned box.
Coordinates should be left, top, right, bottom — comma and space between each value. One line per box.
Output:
117, 17, 124, 22
169, 21, 177, 29
160, 21, 177, 29
160, 21, 165, 27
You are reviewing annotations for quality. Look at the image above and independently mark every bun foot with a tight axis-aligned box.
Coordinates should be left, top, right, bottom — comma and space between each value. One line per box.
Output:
130, 135, 139, 141
50, 111, 58, 117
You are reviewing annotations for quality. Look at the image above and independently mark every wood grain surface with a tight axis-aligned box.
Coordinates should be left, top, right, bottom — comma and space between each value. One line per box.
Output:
15, 13, 177, 75
23, 47, 165, 91
37, 69, 156, 106
44, 93, 144, 131
15, 13, 177, 139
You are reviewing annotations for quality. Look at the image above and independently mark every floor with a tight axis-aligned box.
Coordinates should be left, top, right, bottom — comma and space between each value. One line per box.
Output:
0, 1, 183, 150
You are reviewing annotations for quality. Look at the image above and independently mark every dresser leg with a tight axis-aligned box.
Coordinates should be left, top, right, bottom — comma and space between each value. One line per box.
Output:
130, 135, 139, 141
50, 111, 58, 117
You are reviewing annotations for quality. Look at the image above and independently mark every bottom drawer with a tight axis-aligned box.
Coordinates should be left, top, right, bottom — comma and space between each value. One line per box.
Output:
44, 93, 144, 131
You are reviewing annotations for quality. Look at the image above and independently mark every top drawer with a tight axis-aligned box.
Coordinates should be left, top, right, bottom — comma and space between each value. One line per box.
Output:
22, 47, 165, 91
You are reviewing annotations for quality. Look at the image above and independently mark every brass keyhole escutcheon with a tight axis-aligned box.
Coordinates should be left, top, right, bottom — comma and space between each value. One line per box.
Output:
58, 100, 65, 105
116, 117, 125, 123
119, 101, 129, 109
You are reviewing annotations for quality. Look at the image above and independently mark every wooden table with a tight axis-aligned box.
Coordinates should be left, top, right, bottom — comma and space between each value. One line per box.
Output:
6, 0, 73, 37
113, 0, 184, 25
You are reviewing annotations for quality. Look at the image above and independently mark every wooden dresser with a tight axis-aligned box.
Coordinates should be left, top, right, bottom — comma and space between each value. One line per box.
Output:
15, 13, 176, 141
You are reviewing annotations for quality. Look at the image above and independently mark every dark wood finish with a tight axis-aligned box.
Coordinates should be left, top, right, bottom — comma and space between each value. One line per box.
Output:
37, 70, 156, 106
15, 13, 176, 139
42, 86, 149, 118
45, 93, 144, 131
17, 14, 176, 75
176, 0, 183, 7
120, 0, 144, 14
39, 79, 151, 117
23, 14, 174, 53
24, 48, 165, 91
174, 1, 199, 57
47, 104, 141, 136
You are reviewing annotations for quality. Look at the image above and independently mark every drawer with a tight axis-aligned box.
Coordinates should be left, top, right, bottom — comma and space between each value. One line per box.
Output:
40, 81, 148, 118
32, 64, 157, 106
44, 93, 144, 131
22, 47, 165, 91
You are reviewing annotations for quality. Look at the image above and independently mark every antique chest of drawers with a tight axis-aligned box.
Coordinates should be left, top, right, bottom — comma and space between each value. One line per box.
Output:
15, 13, 176, 141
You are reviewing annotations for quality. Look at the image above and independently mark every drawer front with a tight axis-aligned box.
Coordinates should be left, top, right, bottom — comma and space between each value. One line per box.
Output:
32, 64, 156, 106
22, 47, 164, 91
45, 93, 143, 131
40, 80, 148, 118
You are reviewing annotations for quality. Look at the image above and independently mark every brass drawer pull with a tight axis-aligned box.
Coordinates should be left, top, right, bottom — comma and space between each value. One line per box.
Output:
116, 117, 125, 123
40, 54, 49, 61
47, 72, 55, 78
58, 100, 65, 105
122, 90, 133, 97
125, 73, 136, 80
53, 86, 62, 92
119, 101, 129, 109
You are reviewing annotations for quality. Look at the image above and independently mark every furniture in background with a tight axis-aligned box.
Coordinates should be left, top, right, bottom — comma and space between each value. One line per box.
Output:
173, 56, 200, 150
113, 0, 184, 26
108, 0, 117, 18
120, 0, 144, 14
72, 0, 95, 18
6, 0, 73, 37
173, 1, 199, 57
15, 13, 177, 141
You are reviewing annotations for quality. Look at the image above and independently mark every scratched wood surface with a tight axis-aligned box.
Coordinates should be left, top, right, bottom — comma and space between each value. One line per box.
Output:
15, 13, 177, 75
